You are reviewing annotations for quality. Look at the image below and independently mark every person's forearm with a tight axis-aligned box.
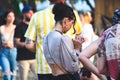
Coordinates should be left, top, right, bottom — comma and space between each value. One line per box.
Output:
79, 39, 107, 80
79, 56, 99, 76
14, 41, 25, 48
79, 56, 107, 80
14, 38, 25, 48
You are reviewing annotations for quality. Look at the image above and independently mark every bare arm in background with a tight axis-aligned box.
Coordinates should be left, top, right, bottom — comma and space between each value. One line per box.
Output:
79, 39, 107, 80
25, 38, 36, 53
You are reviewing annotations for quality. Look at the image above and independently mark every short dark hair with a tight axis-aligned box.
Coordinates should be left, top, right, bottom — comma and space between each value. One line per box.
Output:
22, 5, 33, 13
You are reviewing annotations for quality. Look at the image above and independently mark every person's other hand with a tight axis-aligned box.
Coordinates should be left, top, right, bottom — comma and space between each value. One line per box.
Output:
72, 37, 84, 50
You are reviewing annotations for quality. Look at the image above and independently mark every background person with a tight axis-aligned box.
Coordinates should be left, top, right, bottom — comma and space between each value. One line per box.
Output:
79, 11, 99, 80
14, 5, 37, 80
80, 11, 99, 51
0, 9, 17, 80
79, 8, 120, 80
24, 0, 82, 80
97, 8, 120, 80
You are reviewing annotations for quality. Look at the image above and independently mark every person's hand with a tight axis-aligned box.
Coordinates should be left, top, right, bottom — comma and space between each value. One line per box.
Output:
75, 35, 85, 42
25, 38, 36, 52
72, 37, 84, 50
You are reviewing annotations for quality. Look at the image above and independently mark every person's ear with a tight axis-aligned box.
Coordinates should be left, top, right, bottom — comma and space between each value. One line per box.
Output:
62, 18, 66, 28
63, 17, 69, 27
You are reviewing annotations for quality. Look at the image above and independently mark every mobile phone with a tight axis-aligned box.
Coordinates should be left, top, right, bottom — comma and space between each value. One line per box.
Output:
76, 36, 84, 42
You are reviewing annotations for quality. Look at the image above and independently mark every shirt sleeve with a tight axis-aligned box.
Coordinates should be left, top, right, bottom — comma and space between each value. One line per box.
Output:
82, 24, 94, 40
24, 14, 37, 41
61, 35, 80, 56
98, 30, 107, 57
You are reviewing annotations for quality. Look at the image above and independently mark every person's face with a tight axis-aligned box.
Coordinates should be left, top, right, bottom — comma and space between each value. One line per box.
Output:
62, 18, 75, 33
23, 10, 34, 21
6, 12, 15, 23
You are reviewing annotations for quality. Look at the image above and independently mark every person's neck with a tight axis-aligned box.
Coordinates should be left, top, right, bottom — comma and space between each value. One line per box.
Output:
6, 23, 14, 27
54, 23, 63, 34
83, 19, 91, 24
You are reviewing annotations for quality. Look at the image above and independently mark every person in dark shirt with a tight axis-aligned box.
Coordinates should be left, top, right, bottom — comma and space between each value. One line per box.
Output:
14, 5, 37, 80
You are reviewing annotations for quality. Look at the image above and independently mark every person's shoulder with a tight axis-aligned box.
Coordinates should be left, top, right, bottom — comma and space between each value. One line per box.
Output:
0, 25, 5, 32
115, 23, 120, 27
35, 5, 53, 14
73, 9, 78, 13
0, 25, 5, 29
16, 22, 25, 29
83, 24, 92, 27
0, 25, 5, 27
16, 22, 24, 27
104, 25, 113, 32
73, 9, 79, 16
44, 5, 53, 10
33, 11, 41, 16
